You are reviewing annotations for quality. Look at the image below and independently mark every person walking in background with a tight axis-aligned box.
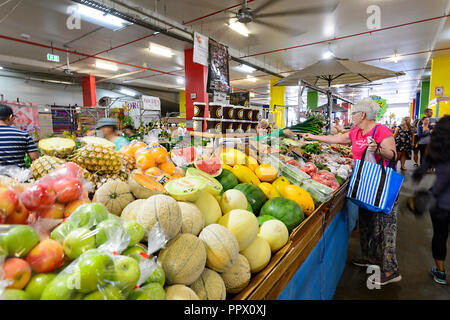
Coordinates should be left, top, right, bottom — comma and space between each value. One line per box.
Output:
413, 115, 450, 285
394, 117, 413, 171
95, 118, 129, 151
424, 108, 437, 127
331, 117, 344, 135
123, 124, 136, 141
302, 98, 401, 286
411, 119, 420, 167
417, 117, 433, 167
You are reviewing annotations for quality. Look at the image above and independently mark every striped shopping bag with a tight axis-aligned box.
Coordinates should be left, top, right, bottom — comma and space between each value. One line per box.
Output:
346, 127, 404, 214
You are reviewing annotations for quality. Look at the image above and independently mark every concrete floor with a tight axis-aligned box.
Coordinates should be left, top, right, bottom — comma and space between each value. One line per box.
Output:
334, 159, 450, 299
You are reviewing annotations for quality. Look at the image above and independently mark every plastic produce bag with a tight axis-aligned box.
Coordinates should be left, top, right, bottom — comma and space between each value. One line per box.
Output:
300, 179, 334, 204
0, 165, 32, 183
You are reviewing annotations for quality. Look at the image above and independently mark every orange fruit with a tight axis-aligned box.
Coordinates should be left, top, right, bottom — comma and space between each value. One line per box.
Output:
145, 167, 163, 178
154, 147, 168, 165
136, 152, 157, 170
159, 161, 176, 175
119, 141, 147, 157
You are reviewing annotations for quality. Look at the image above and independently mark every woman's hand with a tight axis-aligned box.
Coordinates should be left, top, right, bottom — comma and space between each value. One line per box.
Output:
367, 137, 378, 153
301, 133, 315, 140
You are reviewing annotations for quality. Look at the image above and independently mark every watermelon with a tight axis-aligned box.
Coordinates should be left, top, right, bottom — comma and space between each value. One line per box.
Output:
234, 184, 267, 215
259, 198, 305, 232
257, 215, 277, 226
216, 169, 238, 192
194, 158, 222, 177
171, 146, 197, 165
186, 168, 223, 196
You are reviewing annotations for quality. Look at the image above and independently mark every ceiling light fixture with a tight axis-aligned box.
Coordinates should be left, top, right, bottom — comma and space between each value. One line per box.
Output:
149, 43, 174, 57
322, 43, 334, 60
0, 66, 3, 70
250, 92, 255, 98
120, 88, 136, 96
391, 52, 400, 63
77, 4, 126, 28
96, 60, 118, 71
246, 75, 257, 82
395, 77, 400, 83
176, 78, 185, 84
235, 64, 256, 73
229, 19, 249, 37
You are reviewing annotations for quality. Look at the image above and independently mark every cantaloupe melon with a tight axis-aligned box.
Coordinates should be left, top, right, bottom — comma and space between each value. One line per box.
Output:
136, 195, 182, 240
190, 268, 226, 300
194, 191, 222, 226
158, 233, 206, 285
178, 202, 204, 236
121, 199, 145, 221
93, 180, 135, 216
198, 224, 239, 273
258, 219, 289, 253
220, 254, 251, 294
165, 285, 200, 300
218, 209, 258, 252
129, 171, 166, 199
241, 236, 271, 273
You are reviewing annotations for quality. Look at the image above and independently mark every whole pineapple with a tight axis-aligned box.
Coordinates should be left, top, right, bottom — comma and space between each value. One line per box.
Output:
70, 144, 121, 175
117, 152, 136, 171
91, 169, 130, 190
30, 156, 66, 180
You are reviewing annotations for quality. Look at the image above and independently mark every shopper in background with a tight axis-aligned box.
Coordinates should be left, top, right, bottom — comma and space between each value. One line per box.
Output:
412, 115, 450, 285
417, 117, 432, 167
95, 118, 129, 151
411, 119, 420, 167
123, 124, 136, 141
302, 98, 401, 286
331, 117, 344, 135
424, 108, 437, 127
393, 117, 412, 171
0, 104, 39, 168
255, 119, 296, 141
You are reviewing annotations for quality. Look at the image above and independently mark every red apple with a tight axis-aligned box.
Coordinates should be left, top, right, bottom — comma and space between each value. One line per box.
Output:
25, 239, 64, 273
52, 162, 82, 179
64, 199, 90, 218
53, 177, 82, 204
20, 184, 56, 211
0, 186, 18, 217
40, 203, 65, 219
5, 202, 29, 224
3, 258, 32, 289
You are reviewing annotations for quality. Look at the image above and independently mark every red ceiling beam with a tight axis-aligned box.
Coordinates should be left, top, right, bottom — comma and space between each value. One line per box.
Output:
239, 13, 450, 59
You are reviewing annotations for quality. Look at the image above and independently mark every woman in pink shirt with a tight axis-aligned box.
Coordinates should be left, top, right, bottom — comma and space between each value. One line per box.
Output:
302, 98, 400, 286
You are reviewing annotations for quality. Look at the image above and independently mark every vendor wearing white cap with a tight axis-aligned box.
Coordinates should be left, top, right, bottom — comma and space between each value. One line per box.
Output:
95, 118, 129, 151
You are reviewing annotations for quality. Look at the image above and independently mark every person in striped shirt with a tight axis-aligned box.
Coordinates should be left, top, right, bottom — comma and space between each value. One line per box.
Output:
0, 104, 39, 168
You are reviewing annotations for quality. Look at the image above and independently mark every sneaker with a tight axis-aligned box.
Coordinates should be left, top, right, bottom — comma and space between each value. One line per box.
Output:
372, 271, 402, 286
431, 266, 447, 285
351, 259, 374, 267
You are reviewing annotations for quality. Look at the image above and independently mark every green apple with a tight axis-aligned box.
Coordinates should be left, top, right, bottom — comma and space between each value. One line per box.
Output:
127, 288, 152, 300
51, 222, 76, 244
107, 213, 120, 221
24, 273, 57, 300
0, 235, 8, 257
95, 219, 124, 247
1, 289, 31, 300
144, 264, 165, 287
122, 244, 149, 262
75, 249, 114, 293
4, 225, 40, 257
112, 255, 140, 292
123, 220, 145, 247
83, 285, 123, 300
70, 203, 109, 228
40, 274, 79, 300
72, 293, 85, 300
63, 228, 96, 260
141, 282, 166, 300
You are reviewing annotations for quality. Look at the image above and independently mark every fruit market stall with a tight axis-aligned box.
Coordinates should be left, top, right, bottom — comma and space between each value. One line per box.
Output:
0, 132, 356, 300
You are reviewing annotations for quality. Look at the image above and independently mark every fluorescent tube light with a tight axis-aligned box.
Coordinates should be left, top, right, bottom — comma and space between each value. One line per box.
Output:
176, 78, 185, 84
246, 75, 256, 82
235, 64, 256, 73
120, 88, 136, 96
229, 19, 249, 37
322, 49, 334, 60
250, 92, 255, 98
78, 4, 126, 28
149, 43, 174, 57
96, 60, 118, 71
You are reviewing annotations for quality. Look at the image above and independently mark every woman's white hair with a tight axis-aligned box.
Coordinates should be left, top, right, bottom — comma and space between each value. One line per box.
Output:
352, 98, 380, 121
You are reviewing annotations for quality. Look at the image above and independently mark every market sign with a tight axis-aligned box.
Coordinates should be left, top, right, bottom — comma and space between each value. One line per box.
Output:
141, 95, 161, 111
47, 53, 60, 62
193, 32, 208, 67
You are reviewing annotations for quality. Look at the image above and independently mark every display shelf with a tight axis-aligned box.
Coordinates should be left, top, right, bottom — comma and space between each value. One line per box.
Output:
189, 131, 257, 139
234, 180, 349, 300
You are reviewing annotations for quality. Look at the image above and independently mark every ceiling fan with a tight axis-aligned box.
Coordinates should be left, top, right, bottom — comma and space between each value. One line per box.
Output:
206, 0, 340, 36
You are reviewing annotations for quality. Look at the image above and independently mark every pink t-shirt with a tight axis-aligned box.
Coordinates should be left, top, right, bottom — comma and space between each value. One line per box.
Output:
348, 124, 394, 165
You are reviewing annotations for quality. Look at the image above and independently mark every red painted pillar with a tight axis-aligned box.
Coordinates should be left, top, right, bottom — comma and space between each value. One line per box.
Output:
184, 48, 209, 131
341, 103, 350, 125
82, 75, 97, 107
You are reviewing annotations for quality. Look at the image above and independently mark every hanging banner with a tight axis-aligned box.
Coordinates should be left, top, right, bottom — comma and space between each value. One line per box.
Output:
193, 32, 209, 67
3, 100, 39, 135
141, 95, 161, 111
207, 38, 230, 94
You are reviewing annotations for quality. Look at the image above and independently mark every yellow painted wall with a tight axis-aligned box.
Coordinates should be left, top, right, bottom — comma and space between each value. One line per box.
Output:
429, 56, 450, 118
179, 90, 186, 117
269, 77, 286, 128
